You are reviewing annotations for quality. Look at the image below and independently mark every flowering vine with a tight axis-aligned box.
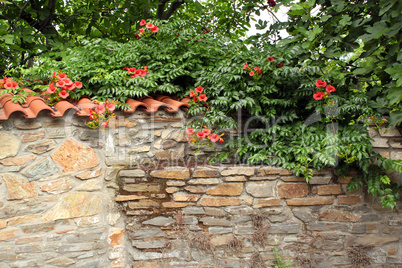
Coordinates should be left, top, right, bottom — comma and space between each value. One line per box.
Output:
87, 100, 119, 131
313, 80, 336, 100
186, 86, 224, 152
0, 77, 37, 103
136, 19, 159, 39
45, 72, 82, 106
123, 66, 149, 78
243, 62, 263, 80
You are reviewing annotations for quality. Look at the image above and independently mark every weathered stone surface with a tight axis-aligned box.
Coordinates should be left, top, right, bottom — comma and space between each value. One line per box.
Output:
162, 202, 194, 208
281, 176, 306, 182
199, 197, 241, 207
22, 157, 58, 181
14, 118, 42, 130
47, 257, 76, 266
19, 130, 45, 143
119, 169, 146, 178
25, 139, 56, 154
166, 181, 186, 187
200, 217, 231, 226
2, 173, 37, 200
122, 183, 160, 193
309, 176, 332, 184
188, 178, 221, 185
40, 178, 74, 195
257, 167, 286, 175
21, 222, 56, 233
74, 216, 100, 227
76, 169, 103, 180
172, 130, 187, 142
0, 155, 35, 166
206, 183, 243, 196
268, 223, 301, 234
193, 168, 220, 178
0, 220, 6, 229
222, 176, 246, 182
133, 240, 166, 249
249, 176, 278, 180
132, 262, 158, 268
211, 234, 233, 246
338, 176, 352, 184
287, 197, 334, 206
337, 195, 361, 205
253, 198, 281, 208
109, 228, 124, 246
115, 195, 147, 202
131, 228, 165, 239
43, 192, 103, 221
319, 211, 360, 222
245, 181, 276, 197
353, 235, 399, 246
317, 185, 343, 195
0, 228, 19, 241
52, 138, 98, 172
278, 183, 308, 198
185, 186, 205, 193
221, 167, 255, 176
76, 179, 102, 191
150, 168, 190, 180
15, 236, 43, 244
142, 216, 173, 227
7, 214, 40, 226
173, 193, 201, 202
0, 132, 20, 159
371, 137, 389, 148
128, 200, 160, 209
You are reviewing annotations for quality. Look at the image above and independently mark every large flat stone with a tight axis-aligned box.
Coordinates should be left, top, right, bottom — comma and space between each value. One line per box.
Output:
221, 167, 255, 176
24, 140, 56, 154
206, 183, 243, 196
43, 192, 102, 221
0, 155, 35, 166
22, 157, 58, 181
245, 181, 276, 197
278, 183, 308, 198
0, 228, 19, 241
150, 168, 190, 180
0, 132, 20, 159
40, 178, 74, 195
2, 173, 37, 200
52, 138, 98, 172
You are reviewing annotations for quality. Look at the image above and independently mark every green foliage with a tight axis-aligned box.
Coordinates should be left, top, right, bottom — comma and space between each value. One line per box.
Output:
270, 246, 291, 268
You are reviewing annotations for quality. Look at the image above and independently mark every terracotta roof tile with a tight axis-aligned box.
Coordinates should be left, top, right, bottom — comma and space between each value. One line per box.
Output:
0, 89, 189, 120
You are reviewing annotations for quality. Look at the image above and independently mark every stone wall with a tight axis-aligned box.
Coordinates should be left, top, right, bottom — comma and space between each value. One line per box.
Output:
0, 110, 401, 268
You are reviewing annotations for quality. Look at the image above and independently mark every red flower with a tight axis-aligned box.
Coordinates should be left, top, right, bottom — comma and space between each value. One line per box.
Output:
146, 22, 153, 29
268, 0, 276, 7
326, 85, 336, 93
195, 86, 204, 93
139, 28, 145, 34
47, 83, 56, 94
186, 127, 195, 135
56, 80, 65, 87
74, 81, 83, 89
11, 82, 18, 89
313, 91, 324, 100
66, 84, 76, 91
202, 128, 211, 136
219, 138, 224, 143
193, 96, 197, 102
315, 80, 327, 88
150, 25, 159, 33
276, 62, 284, 68
249, 71, 255, 76
3, 81, 13, 89
254, 66, 259, 71
243, 62, 248, 70
128, 67, 136, 73
267, 56, 274, 62
101, 122, 109, 128
59, 90, 69, 99
140, 19, 146, 26
106, 102, 116, 112
209, 133, 219, 142
64, 78, 73, 85
190, 90, 195, 97
197, 132, 205, 139
57, 73, 67, 80
199, 94, 208, 101
96, 103, 106, 114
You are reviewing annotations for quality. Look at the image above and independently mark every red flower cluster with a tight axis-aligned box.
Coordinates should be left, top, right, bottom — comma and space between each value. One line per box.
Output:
123, 66, 149, 78
47, 72, 82, 100
1, 77, 19, 89
267, 0, 276, 7
313, 80, 336, 100
189, 86, 207, 102
87, 100, 118, 130
138, 20, 159, 37
186, 126, 224, 144
243, 62, 263, 79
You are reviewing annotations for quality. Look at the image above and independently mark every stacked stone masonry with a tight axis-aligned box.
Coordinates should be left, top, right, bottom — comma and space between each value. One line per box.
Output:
0, 111, 401, 268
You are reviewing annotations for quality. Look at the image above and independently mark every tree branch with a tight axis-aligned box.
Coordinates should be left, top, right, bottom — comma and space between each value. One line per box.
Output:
157, 0, 169, 20
161, 0, 184, 20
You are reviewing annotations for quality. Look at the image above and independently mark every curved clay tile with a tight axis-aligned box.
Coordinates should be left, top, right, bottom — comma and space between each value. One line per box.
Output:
22, 98, 55, 118
53, 101, 80, 117
141, 97, 174, 113
155, 95, 190, 112
126, 98, 149, 113
76, 98, 96, 116
181, 97, 191, 104
0, 100, 28, 120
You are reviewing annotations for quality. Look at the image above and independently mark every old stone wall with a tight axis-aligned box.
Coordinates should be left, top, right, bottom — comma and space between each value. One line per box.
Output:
0, 110, 401, 268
